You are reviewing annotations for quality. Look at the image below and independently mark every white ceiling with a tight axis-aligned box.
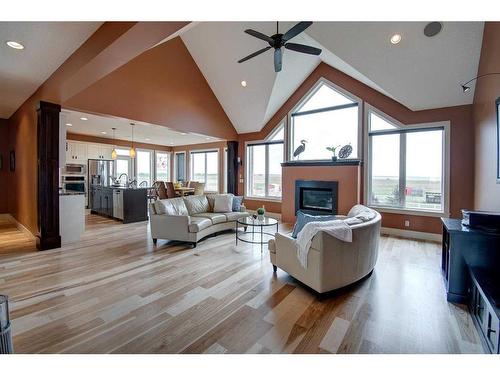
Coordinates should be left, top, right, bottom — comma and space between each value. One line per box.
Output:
0, 22, 102, 119
62, 109, 222, 147
181, 21, 484, 133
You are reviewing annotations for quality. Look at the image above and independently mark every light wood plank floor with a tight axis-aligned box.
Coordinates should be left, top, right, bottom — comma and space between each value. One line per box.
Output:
0, 214, 484, 354
0, 216, 36, 255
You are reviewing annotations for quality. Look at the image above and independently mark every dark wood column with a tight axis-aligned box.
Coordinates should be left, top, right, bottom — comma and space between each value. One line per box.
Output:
37, 101, 61, 250
226, 141, 239, 195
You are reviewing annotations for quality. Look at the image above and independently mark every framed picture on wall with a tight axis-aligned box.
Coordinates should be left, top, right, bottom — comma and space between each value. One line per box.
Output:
9, 150, 15, 172
497, 97, 500, 183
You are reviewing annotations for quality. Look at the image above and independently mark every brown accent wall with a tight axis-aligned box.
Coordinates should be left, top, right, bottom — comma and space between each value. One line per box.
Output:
0, 119, 9, 213
66, 133, 173, 152
64, 37, 238, 141
5, 22, 235, 235
238, 62, 475, 233
281, 165, 362, 223
171, 141, 228, 193
6, 23, 141, 234
473, 22, 500, 211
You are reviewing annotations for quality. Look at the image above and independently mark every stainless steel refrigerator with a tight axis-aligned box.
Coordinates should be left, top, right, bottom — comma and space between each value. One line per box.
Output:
87, 159, 114, 207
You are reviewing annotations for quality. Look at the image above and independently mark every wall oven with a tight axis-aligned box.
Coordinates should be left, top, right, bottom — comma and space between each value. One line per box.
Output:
63, 164, 87, 175
62, 175, 86, 193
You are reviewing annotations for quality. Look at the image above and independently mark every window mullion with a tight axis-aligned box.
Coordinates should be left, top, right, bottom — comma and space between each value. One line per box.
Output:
399, 133, 406, 208
265, 145, 270, 198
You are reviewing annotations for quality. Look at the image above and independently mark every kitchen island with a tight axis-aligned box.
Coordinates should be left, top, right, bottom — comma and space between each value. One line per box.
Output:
89, 185, 148, 223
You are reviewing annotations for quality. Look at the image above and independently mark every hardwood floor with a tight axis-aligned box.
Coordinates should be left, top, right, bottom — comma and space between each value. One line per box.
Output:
0, 216, 36, 255
0, 214, 484, 353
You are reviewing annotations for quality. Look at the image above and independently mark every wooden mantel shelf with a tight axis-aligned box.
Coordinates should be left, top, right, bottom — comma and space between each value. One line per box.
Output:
281, 159, 362, 167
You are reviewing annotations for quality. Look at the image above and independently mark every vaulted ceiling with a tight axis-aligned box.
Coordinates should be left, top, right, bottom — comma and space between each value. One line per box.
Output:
181, 21, 484, 134
0, 22, 102, 118
1, 21, 485, 137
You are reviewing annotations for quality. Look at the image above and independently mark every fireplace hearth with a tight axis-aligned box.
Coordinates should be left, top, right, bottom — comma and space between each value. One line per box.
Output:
295, 180, 338, 216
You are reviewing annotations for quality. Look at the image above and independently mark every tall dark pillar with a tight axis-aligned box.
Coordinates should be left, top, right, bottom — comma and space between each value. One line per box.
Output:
37, 101, 61, 250
226, 141, 239, 195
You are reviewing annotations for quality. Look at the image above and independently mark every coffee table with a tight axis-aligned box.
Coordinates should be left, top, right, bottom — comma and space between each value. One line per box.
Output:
236, 216, 279, 253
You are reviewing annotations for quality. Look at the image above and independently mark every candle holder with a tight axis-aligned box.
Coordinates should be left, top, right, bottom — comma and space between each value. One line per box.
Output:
0, 295, 13, 354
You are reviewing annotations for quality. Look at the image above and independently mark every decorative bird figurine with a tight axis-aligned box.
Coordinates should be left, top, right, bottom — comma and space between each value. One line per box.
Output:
293, 140, 307, 160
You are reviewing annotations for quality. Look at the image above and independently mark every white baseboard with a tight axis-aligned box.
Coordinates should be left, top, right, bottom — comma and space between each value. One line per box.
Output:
247, 209, 282, 221
0, 213, 36, 239
381, 227, 441, 242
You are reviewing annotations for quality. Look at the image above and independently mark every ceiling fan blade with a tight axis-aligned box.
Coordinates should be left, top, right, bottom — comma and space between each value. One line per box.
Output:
274, 48, 282, 72
285, 42, 322, 56
238, 46, 272, 63
282, 21, 313, 42
244, 29, 274, 44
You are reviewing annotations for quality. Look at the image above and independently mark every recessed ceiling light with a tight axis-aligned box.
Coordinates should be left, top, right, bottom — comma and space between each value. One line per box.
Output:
101, 131, 107, 135
206, 137, 211, 140
145, 138, 151, 141
390, 34, 402, 45
180, 133, 187, 135
241, 80, 247, 87
80, 117, 88, 121
66, 123, 72, 127
6, 41, 24, 50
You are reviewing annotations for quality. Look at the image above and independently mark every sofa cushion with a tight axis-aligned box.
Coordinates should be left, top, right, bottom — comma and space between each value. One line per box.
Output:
154, 198, 188, 216
214, 195, 233, 213
291, 210, 337, 238
232, 196, 244, 212
192, 212, 227, 224
188, 217, 212, 233
183, 195, 210, 215
206, 193, 233, 212
223, 211, 250, 222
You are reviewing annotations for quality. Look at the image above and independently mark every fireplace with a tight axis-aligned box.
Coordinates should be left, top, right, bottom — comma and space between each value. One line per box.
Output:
295, 180, 338, 216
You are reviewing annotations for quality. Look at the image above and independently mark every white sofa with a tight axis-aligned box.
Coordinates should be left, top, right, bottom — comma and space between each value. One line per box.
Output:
268, 205, 381, 293
149, 194, 250, 247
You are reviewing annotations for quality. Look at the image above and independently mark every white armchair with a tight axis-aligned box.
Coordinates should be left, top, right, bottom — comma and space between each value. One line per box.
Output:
269, 206, 381, 293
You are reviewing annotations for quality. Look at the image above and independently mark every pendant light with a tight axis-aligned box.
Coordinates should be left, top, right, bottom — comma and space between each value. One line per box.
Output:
111, 127, 117, 160
129, 123, 136, 158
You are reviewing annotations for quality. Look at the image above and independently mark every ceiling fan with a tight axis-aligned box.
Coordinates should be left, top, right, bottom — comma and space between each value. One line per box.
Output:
238, 22, 322, 73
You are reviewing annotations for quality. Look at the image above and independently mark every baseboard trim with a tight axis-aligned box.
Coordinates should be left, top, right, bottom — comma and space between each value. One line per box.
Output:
0, 214, 36, 239
381, 227, 441, 242
247, 209, 282, 221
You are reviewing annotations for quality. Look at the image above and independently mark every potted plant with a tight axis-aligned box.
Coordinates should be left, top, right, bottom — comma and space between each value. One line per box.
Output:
256, 207, 265, 220
326, 145, 341, 161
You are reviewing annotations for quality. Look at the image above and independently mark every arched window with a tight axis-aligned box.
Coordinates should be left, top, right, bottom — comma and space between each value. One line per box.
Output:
290, 80, 360, 161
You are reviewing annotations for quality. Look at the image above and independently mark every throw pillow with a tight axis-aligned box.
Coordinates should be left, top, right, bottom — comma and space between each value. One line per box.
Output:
291, 210, 337, 238
213, 195, 234, 213
232, 196, 244, 212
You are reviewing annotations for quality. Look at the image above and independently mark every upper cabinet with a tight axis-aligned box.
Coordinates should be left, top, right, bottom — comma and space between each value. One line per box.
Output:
66, 142, 87, 165
88, 143, 114, 160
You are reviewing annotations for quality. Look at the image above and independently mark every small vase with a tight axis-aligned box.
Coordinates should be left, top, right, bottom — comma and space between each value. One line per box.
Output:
257, 214, 264, 221
331, 156, 338, 162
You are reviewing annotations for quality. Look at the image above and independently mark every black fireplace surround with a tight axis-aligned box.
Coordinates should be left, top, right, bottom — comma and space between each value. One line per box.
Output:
295, 180, 338, 216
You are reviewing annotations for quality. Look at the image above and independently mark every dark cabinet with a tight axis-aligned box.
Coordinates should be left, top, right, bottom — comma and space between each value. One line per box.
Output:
89, 186, 113, 217
89, 186, 147, 223
468, 268, 500, 354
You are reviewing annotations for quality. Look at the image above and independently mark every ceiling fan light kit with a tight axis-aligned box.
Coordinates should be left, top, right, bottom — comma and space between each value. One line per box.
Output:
238, 21, 322, 72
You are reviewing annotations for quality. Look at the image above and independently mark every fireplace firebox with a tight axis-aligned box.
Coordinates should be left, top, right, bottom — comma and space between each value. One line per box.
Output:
295, 180, 338, 216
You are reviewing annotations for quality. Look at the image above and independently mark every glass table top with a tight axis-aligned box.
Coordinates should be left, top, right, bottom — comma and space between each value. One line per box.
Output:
237, 216, 278, 226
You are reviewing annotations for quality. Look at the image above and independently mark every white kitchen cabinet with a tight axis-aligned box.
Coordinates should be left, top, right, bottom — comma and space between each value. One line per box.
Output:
87, 144, 101, 159
100, 145, 114, 160
66, 141, 87, 164
87, 143, 114, 160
